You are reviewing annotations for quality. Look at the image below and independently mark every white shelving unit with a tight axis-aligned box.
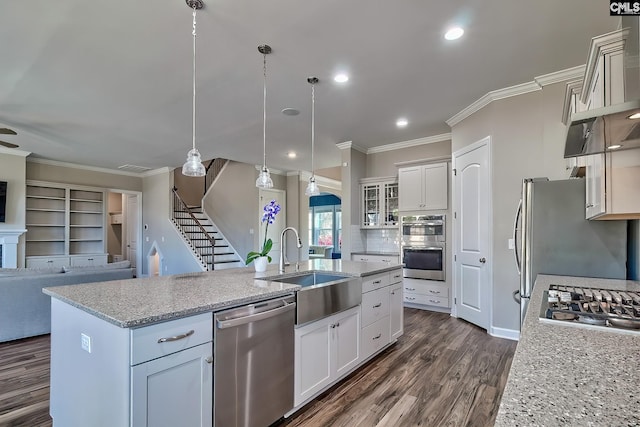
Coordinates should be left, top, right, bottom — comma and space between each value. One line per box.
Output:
25, 181, 108, 267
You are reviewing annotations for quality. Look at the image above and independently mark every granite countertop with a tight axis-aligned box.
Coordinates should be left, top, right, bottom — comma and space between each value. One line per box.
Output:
495, 274, 640, 426
43, 259, 400, 329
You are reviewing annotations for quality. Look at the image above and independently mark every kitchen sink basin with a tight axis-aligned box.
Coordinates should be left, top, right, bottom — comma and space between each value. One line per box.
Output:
270, 272, 352, 287
267, 271, 362, 325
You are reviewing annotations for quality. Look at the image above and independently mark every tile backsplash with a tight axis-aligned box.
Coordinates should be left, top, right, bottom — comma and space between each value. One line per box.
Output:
364, 228, 400, 253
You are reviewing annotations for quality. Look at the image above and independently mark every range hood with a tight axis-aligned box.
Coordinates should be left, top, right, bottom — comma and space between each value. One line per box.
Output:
564, 99, 640, 158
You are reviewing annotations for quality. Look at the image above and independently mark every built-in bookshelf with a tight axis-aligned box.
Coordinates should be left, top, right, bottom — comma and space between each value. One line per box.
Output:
25, 181, 107, 267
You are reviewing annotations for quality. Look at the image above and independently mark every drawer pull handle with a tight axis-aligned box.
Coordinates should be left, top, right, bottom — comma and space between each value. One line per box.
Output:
429, 290, 440, 294
373, 280, 382, 284
373, 303, 382, 308
429, 300, 440, 304
205, 356, 213, 364
393, 274, 402, 279
406, 287, 416, 291
372, 333, 382, 340
157, 329, 195, 343
407, 297, 416, 301
47, 260, 54, 263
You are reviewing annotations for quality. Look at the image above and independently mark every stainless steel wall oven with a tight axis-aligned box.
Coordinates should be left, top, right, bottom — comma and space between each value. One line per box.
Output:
401, 215, 445, 281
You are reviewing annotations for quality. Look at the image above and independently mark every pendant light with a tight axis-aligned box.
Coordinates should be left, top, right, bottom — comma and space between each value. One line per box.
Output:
182, 0, 206, 177
305, 77, 320, 196
255, 44, 274, 188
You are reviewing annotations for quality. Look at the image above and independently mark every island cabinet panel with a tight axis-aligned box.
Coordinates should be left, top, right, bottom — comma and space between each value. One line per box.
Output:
131, 342, 212, 427
389, 282, 404, 340
294, 305, 361, 408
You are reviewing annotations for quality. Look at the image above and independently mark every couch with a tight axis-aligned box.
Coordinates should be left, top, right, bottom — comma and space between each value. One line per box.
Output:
309, 245, 334, 259
0, 261, 135, 342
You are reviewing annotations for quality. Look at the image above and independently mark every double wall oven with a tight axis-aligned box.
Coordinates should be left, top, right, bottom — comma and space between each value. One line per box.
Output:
401, 214, 445, 281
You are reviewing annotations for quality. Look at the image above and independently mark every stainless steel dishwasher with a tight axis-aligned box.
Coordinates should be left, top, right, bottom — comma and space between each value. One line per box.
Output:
214, 295, 295, 427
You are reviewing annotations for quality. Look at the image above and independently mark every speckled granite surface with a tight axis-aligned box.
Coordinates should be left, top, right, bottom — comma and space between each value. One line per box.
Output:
43, 259, 399, 329
495, 274, 640, 427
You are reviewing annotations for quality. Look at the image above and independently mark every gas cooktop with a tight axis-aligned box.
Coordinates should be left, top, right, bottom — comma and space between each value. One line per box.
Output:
539, 284, 640, 335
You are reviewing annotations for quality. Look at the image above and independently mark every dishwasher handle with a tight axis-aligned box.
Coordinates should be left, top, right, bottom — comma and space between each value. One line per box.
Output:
216, 301, 296, 329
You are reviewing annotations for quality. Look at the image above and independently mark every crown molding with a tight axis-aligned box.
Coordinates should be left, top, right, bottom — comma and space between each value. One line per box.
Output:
561, 79, 585, 125
141, 167, 173, 177
27, 157, 147, 177
394, 155, 451, 168
447, 65, 590, 128
367, 133, 451, 154
335, 141, 367, 153
534, 65, 585, 87
0, 147, 31, 157
299, 171, 342, 191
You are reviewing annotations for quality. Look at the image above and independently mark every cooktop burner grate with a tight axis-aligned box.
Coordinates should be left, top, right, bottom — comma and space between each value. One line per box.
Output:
539, 284, 640, 335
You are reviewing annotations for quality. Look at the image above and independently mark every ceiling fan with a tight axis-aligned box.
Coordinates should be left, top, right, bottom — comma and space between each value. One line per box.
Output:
0, 128, 19, 148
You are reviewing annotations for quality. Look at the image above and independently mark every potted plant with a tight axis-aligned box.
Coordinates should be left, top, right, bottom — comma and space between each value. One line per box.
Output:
245, 199, 281, 272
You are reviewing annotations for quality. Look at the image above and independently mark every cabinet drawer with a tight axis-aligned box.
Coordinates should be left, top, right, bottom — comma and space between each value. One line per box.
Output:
404, 292, 449, 308
361, 287, 390, 327
362, 272, 390, 293
361, 316, 390, 360
131, 313, 212, 365
70, 254, 108, 267
389, 269, 403, 284
26, 256, 70, 269
403, 279, 449, 298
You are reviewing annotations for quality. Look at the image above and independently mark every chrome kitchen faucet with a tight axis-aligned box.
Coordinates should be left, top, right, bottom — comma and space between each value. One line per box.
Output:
279, 227, 303, 273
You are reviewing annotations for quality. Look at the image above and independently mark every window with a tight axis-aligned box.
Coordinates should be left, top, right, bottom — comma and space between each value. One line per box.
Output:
308, 194, 341, 255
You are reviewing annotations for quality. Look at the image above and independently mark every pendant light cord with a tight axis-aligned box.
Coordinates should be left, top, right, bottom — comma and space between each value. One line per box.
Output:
192, 8, 197, 151
311, 82, 315, 178
262, 52, 267, 169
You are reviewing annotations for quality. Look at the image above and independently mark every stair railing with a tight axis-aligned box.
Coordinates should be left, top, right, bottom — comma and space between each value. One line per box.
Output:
204, 158, 228, 195
171, 187, 217, 270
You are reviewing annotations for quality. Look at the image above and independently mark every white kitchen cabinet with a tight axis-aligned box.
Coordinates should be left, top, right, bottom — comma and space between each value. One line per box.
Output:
403, 278, 451, 309
351, 253, 400, 264
360, 178, 398, 228
585, 153, 605, 218
25, 256, 70, 269
294, 305, 360, 407
389, 283, 403, 340
70, 254, 109, 267
131, 342, 213, 427
398, 163, 448, 212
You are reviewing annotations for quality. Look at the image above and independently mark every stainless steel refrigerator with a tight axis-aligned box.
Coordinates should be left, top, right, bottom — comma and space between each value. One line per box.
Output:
512, 178, 627, 326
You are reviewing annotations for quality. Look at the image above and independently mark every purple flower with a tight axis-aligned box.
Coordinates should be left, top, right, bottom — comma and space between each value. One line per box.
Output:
262, 200, 281, 224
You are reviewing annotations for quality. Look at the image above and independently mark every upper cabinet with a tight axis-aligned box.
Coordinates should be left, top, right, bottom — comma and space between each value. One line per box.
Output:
360, 178, 398, 228
568, 28, 640, 219
398, 162, 448, 212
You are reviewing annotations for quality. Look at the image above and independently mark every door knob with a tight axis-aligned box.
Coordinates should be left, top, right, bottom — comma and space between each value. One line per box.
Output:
479, 257, 486, 264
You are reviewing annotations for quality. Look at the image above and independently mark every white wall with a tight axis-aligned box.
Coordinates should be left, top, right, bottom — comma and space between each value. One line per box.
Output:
0, 151, 27, 266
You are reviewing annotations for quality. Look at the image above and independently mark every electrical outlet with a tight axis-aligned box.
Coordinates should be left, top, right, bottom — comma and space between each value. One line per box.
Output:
508, 238, 515, 250
81, 333, 92, 353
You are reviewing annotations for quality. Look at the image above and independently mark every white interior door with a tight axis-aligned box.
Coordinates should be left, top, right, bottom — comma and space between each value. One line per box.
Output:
258, 189, 286, 263
453, 137, 491, 330
125, 194, 139, 273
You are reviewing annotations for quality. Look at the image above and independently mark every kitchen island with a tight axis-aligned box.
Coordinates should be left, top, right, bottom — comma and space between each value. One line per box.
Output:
495, 274, 640, 426
44, 259, 402, 427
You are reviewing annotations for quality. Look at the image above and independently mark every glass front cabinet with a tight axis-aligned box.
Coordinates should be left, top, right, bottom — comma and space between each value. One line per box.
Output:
360, 178, 398, 229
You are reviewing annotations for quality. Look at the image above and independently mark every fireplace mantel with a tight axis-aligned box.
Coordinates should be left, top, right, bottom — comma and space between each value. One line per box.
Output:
0, 229, 27, 268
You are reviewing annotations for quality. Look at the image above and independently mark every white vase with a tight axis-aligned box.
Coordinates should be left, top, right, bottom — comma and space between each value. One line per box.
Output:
254, 256, 269, 272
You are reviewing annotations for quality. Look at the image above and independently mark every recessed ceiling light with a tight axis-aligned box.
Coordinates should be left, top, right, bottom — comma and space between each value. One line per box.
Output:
444, 27, 464, 41
396, 118, 408, 128
282, 108, 300, 116
628, 112, 640, 120
334, 73, 349, 83
287, 151, 297, 158
607, 144, 623, 150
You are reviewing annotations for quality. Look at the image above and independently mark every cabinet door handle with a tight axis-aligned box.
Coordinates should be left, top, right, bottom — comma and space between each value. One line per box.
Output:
373, 303, 382, 308
372, 333, 382, 340
330, 324, 336, 329
157, 329, 195, 343
391, 291, 395, 295
429, 299, 441, 304
586, 203, 594, 208
335, 322, 340, 327
406, 297, 416, 301
406, 287, 416, 291
429, 290, 440, 294
205, 356, 213, 364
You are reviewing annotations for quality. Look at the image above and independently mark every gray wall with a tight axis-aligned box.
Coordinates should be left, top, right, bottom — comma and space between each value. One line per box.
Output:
173, 167, 205, 207
451, 82, 591, 332
27, 161, 142, 191
366, 140, 452, 177
141, 170, 202, 276
0, 152, 27, 266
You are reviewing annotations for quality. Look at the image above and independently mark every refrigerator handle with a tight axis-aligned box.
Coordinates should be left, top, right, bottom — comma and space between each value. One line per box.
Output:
513, 289, 521, 304
512, 199, 522, 275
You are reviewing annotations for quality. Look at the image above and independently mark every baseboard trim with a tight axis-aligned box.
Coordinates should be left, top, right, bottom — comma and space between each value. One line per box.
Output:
489, 326, 520, 341
403, 302, 451, 314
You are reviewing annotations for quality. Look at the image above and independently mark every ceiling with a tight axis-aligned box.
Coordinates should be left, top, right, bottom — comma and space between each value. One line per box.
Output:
0, 1, 618, 174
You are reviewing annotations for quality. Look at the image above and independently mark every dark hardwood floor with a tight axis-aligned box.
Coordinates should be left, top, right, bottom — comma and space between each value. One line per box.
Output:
0, 309, 516, 427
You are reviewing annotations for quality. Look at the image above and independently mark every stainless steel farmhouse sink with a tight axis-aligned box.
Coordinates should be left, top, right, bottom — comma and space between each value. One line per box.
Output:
266, 271, 362, 325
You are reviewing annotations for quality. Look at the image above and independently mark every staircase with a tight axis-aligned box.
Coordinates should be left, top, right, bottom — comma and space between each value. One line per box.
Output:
171, 188, 243, 271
